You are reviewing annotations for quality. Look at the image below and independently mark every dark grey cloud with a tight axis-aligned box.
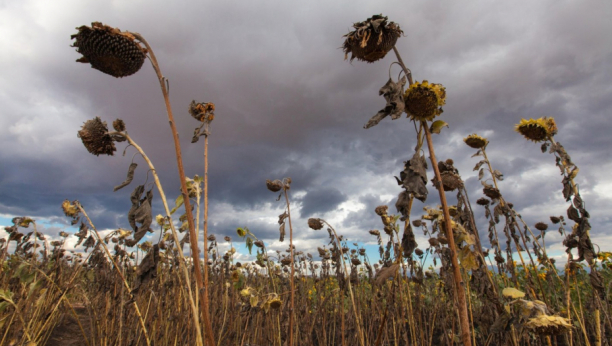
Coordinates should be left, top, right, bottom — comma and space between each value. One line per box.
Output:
1, 0, 612, 257
297, 187, 348, 218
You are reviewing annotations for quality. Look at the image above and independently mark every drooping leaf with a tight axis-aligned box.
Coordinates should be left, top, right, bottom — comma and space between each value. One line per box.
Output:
278, 211, 288, 225
132, 244, 160, 294
400, 223, 417, 258
374, 263, 399, 286
279, 222, 285, 242
395, 190, 411, 221
429, 120, 449, 134
128, 185, 145, 231
364, 77, 406, 129
458, 246, 479, 271
473, 160, 487, 172
395, 153, 428, 202
114, 163, 138, 191
170, 194, 184, 215
246, 237, 254, 255
493, 170, 504, 181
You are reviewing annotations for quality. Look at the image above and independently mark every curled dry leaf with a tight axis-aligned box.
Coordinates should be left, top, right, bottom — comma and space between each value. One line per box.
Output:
132, 244, 160, 294
364, 77, 406, 129
114, 163, 138, 192
127, 185, 153, 245
395, 153, 428, 202
400, 223, 417, 257
374, 263, 399, 286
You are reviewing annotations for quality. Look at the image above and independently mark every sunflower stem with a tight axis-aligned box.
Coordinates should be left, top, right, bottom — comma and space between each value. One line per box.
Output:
131, 32, 215, 346
392, 46, 413, 85
119, 132, 203, 346
422, 121, 472, 346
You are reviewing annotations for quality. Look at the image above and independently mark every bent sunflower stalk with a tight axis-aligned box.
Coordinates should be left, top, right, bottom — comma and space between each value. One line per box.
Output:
71, 22, 214, 346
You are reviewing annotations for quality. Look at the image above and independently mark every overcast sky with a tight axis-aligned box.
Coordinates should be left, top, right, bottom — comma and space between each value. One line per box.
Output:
1, 0, 611, 265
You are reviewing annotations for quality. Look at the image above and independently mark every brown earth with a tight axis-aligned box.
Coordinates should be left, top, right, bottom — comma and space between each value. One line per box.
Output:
45, 306, 91, 346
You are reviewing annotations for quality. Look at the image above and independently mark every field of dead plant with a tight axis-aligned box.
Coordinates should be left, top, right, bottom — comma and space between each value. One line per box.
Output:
1, 15, 611, 346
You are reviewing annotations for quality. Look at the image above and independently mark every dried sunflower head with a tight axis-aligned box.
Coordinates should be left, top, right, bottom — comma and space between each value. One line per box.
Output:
189, 101, 216, 122
515, 117, 556, 142
71, 22, 147, 78
78, 117, 117, 156
342, 14, 403, 63
404, 81, 446, 122
463, 134, 489, 149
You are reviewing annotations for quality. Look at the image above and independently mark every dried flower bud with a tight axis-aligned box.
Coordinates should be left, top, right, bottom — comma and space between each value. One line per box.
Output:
476, 198, 490, 206
374, 205, 388, 216
415, 248, 424, 257
351, 258, 362, 266
550, 216, 561, 224
112, 118, 126, 132
308, 218, 324, 230
535, 222, 548, 231
412, 219, 422, 227
369, 230, 380, 236
483, 186, 501, 200
224, 236, 231, 242
254, 240, 264, 248
207, 235, 216, 241
266, 179, 283, 192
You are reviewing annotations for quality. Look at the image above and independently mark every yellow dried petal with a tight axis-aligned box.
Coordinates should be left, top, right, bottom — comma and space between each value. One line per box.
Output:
502, 287, 525, 298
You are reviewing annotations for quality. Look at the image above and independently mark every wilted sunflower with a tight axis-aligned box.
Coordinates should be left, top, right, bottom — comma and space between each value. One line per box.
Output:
404, 80, 446, 122
78, 117, 116, 156
269, 297, 282, 310
342, 14, 403, 63
438, 171, 463, 192
515, 117, 556, 142
463, 134, 489, 149
524, 314, 573, 335
61, 200, 79, 217
71, 22, 147, 78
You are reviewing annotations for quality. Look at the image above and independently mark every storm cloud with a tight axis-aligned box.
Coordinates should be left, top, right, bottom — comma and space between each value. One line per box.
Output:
1, 0, 612, 259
